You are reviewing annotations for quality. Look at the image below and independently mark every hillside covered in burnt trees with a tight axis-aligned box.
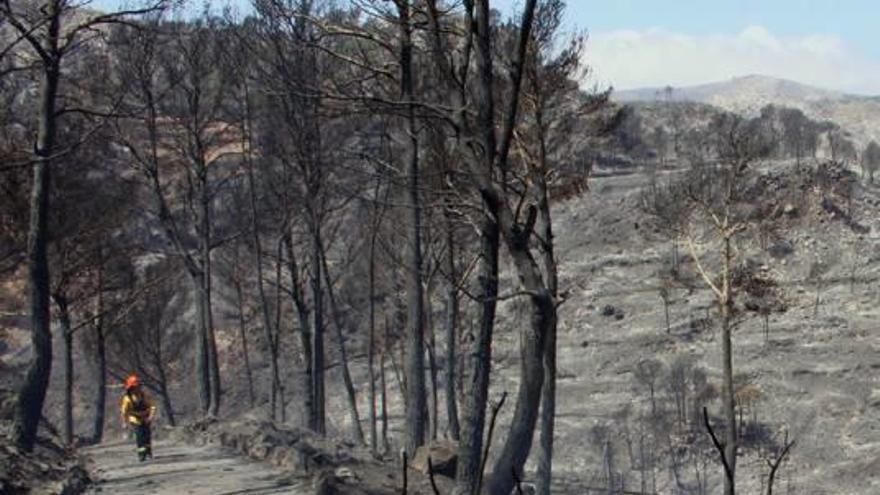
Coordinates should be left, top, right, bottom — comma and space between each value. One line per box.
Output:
3, 1, 880, 494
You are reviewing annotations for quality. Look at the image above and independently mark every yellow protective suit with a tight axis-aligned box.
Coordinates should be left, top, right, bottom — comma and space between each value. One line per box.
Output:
120, 390, 156, 426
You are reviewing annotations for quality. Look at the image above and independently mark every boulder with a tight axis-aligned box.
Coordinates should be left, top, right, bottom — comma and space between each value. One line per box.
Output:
410, 440, 457, 478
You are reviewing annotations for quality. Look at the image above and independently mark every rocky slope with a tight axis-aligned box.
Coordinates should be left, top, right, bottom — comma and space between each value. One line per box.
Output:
488, 160, 880, 494
0, 389, 90, 495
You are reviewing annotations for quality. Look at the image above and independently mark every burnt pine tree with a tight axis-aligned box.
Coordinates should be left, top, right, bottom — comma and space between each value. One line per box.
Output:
390, 0, 428, 456
107, 264, 184, 427
643, 114, 776, 495
861, 140, 880, 184
422, 1, 546, 492
422, 2, 500, 491
48, 132, 132, 445
113, 13, 234, 416
517, 2, 611, 491
250, 0, 330, 433
427, 1, 569, 492
1, 0, 166, 452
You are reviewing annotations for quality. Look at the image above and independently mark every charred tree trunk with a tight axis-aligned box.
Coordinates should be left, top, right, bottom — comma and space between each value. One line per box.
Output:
532, 96, 560, 495
663, 293, 671, 334
138, 55, 211, 417
425, 278, 440, 441
239, 82, 270, 414
54, 294, 73, 445
190, 271, 211, 415
193, 272, 211, 414
206, 302, 221, 417
321, 252, 365, 444
146, 314, 177, 427
722, 237, 737, 495
368, 229, 379, 452
196, 175, 217, 416
455, 213, 499, 494
487, 288, 552, 495
397, 0, 427, 456
91, 304, 106, 444
443, 212, 461, 441
427, 324, 440, 441
455, 2, 501, 492
467, 2, 544, 494
155, 356, 176, 427
246, 156, 281, 420
234, 280, 256, 408
273, 241, 286, 422
721, 310, 737, 495
283, 234, 314, 429
200, 191, 221, 417
766, 438, 794, 495
14, 9, 59, 452
421, 6, 464, 443
380, 347, 390, 454
310, 223, 326, 435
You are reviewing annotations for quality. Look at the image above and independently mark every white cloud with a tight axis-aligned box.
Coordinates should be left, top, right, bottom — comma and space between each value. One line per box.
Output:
583, 25, 880, 95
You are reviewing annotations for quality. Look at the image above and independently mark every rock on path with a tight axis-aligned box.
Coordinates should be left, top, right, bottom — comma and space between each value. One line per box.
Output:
84, 440, 307, 494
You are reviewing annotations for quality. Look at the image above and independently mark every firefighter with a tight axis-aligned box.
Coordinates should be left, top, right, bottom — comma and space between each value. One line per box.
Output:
120, 374, 156, 461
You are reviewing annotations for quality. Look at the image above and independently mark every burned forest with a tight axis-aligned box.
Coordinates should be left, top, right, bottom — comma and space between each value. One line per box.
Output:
2, 1, 880, 494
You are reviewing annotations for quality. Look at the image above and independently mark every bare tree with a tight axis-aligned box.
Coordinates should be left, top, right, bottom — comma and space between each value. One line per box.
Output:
390, 0, 428, 455
365, 170, 392, 452
778, 107, 818, 167
764, 434, 795, 495
250, 0, 337, 434
517, 4, 605, 492
86, 258, 108, 444
244, 85, 283, 420
47, 128, 133, 445
321, 249, 366, 444
827, 128, 857, 165
634, 359, 664, 418
420, 1, 602, 492
643, 113, 776, 495
807, 260, 831, 317
659, 278, 673, 334
215, 236, 257, 409
108, 265, 185, 427
441, 204, 462, 442
1, 0, 166, 451
861, 140, 880, 184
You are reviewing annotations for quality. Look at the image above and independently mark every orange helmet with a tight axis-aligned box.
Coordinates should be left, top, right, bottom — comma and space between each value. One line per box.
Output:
124, 374, 140, 390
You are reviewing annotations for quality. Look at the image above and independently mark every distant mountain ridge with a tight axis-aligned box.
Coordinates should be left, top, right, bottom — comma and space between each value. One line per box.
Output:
615, 75, 846, 108
614, 75, 880, 145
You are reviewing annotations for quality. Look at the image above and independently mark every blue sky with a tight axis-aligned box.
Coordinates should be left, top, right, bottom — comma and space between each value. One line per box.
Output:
89, 0, 880, 94
500, 0, 877, 50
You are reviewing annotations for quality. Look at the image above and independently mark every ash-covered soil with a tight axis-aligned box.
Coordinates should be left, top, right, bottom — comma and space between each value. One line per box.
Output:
290, 160, 880, 494
10, 160, 880, 495
482, 161, 880, 494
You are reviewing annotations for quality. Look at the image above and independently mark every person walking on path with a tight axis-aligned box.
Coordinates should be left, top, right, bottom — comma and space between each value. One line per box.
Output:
120, 374, 156, 461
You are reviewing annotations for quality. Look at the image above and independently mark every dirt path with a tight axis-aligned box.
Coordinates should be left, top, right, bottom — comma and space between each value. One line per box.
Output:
83, 439, 308, 494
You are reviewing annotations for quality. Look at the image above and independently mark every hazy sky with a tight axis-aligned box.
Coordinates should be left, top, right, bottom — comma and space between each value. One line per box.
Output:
89, 0, 880, 94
